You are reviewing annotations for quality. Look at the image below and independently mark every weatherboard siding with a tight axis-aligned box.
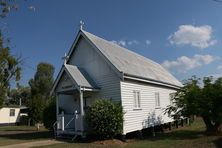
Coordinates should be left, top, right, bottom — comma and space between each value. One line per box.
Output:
121, 80, 176, 134
68, 37, 121, 102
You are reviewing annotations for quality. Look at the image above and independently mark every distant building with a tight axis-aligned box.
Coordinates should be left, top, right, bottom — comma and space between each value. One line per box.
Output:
0, 106, 28, 125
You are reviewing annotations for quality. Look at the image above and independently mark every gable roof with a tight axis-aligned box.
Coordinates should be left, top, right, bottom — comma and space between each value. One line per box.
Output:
51, 64, 98, 94
80, 30, 182, 88
52, 29, 182, 94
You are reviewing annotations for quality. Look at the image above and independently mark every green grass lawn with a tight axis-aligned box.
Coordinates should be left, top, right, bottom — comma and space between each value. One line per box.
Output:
0, 125, 52, 146
37, 118, 222, 148
0, 119, 221, 148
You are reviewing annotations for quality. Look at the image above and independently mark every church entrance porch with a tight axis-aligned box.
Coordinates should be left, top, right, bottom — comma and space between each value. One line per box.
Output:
55, 88, 98, 137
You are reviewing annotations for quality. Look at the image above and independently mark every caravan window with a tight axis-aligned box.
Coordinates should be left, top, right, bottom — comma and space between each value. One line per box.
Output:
9, 109, 15, 116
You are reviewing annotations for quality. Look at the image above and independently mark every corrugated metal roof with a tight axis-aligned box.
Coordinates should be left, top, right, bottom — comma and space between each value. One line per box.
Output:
82, 30, 182, 87
65, 64, 98, 89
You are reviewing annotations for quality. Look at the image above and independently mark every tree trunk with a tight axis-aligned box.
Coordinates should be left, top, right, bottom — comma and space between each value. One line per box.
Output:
36, 123, 40, 131
202, 116, 221, 135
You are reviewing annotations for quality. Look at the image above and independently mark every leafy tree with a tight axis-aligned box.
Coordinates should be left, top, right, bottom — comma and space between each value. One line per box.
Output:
0, 32, 21, 108
0, 0, 35, 18
0, 0, 18, 18
43, 98, 56, 130
9, 85, 30, 106
29, 63, 54, 126
166, 76, 222, 134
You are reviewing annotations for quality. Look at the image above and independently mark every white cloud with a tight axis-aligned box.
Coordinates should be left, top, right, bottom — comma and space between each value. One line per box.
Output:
128, 40, 139, 45
118, 40, 126, 47
111, 39, 151, 47
162, 54, 217, 73
28, 6, 36, 11
168, 25, 217, 49
145, 40, 151, 45
111, 40, 139, 47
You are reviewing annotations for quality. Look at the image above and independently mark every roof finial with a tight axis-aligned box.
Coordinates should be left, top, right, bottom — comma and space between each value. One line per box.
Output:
62, 53, 69, 65
79, 20, 84, 30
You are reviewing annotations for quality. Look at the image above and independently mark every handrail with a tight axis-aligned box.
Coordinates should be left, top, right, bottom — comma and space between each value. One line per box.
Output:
65, 116, 75, 128
53, 120, 59, 138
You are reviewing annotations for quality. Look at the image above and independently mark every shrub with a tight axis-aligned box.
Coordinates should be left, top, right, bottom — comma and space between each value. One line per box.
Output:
43, 99, 56, 130
86, 99, 123, 138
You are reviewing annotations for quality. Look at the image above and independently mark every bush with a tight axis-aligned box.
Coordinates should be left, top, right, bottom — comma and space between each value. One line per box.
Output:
43, 99, 56, 130
19, 115, 29, 125
86, 99, 123, 138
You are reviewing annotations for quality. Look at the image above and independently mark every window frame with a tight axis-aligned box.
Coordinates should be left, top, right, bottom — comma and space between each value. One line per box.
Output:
9, 109, 15, 117
155, 92, 160, 108
133, 90, 141, 109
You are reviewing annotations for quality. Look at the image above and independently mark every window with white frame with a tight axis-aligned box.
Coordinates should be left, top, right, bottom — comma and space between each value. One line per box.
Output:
133, 91, 141, 108
155, 92, 160, 107
9, 109, 15, 116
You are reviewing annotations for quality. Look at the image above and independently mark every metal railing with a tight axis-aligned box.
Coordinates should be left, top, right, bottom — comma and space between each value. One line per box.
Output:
53, 120, 59, 139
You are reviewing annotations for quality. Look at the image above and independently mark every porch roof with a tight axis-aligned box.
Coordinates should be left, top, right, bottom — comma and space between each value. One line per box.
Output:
51, 64, 99, 94
65, 64, 98, 89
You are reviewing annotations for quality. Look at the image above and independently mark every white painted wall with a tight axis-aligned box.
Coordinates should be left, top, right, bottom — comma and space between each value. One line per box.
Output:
68, 37, 121, 102
121, 80, 177, 134
0, 107, 20, 124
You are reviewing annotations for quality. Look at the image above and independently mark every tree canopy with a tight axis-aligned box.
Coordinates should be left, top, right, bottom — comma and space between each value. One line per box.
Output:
9, 85, 30, 106
29, 62, 54, 123
0, 0, 35, 18
166, 76, 222, 134
0, 32, 21, 107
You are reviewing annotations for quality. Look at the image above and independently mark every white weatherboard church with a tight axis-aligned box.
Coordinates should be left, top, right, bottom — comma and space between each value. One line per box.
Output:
51, 25, 183, 138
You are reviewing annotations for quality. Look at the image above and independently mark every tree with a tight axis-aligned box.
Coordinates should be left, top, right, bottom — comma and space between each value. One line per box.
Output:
166, 76, 222, 134
0, 32, 21, 108
0, 0, 35, 18
0, 0, 18, 18
29, 62, 54, 128
9, 85, 30, 106
43, 98, 56, 130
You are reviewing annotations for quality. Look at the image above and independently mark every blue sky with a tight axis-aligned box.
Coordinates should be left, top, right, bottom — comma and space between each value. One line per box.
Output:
1, 0, 222, 86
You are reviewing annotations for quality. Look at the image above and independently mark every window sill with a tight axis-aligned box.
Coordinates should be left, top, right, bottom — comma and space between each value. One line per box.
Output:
133, 108, 142, 111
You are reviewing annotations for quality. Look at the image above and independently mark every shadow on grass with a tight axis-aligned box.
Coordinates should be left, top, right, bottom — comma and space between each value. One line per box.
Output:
125, 128, 204, 142
58, 130, 204, 144
213, 137, 222, 148
3, 129, 38, 132
0, 131, 53, 140
148, 130, 204, 141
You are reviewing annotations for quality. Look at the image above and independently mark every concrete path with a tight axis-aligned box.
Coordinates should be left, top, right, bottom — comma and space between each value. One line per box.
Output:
0, 140, 63, 148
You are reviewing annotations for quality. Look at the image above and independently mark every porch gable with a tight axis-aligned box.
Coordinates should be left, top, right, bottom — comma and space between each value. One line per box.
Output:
51, 64, 99, 94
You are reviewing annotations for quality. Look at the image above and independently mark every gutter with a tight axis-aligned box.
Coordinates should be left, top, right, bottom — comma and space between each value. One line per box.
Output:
123, 73, 182, 90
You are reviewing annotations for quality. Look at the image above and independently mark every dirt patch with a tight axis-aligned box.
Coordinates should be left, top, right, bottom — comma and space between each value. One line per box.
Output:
91, 139, 126, 146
